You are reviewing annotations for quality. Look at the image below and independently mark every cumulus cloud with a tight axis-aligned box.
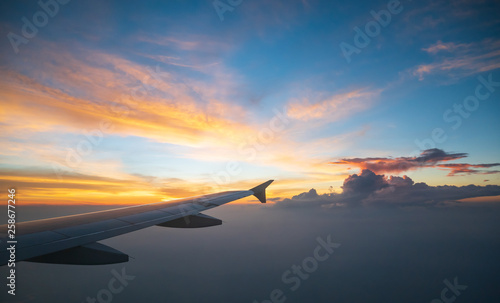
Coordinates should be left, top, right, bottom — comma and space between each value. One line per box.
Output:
276, 169, 500, 208
330, 148, 500, 176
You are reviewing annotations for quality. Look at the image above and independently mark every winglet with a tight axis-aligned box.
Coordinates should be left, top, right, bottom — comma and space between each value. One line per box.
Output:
250, 180, 274, 203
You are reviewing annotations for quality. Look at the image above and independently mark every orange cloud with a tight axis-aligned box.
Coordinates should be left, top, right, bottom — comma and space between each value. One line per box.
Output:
0, 44, 259, 150
0, 38, 380, 206
0, 168, 283, 205
331, 149, 468, 174
331, 149, 500, 177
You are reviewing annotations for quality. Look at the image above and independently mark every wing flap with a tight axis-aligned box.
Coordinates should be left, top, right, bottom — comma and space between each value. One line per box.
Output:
157, 213, 222, 228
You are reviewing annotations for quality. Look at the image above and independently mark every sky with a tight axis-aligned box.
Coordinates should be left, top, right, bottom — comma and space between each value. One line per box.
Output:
0, 0, 499, 206
1, 0, 500, 302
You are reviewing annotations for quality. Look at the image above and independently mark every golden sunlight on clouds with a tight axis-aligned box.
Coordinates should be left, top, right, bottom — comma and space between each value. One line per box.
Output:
0, 40, 373, 205
0, 167, 314, 205
0, 169, 156, 205
0, 47, 256, 149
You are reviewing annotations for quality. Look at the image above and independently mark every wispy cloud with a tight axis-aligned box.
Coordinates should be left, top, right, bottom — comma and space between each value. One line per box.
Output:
437, 163, 500, 176
0, 166, 274, 205
422, 40, 469, 54
412, 39, 500, 80
0, 42, 258, 148
1, 39, 346, 204
330, 149, 500, 177
286, 88, 380, 121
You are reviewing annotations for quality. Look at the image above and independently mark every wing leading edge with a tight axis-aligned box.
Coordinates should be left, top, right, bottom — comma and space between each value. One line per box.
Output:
0, 180, 273, 266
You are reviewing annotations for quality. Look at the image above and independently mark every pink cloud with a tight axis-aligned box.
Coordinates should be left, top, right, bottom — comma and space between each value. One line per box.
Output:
331, 149, 468, 174
437, 163, 500, 176
413, 38, 500, 80
331, 149, 500, 177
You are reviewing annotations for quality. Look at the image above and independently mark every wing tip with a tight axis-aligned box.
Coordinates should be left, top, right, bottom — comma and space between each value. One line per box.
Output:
250, 180, 274, 203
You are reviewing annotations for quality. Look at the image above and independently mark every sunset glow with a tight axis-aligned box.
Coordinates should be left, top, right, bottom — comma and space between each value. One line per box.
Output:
1, 0, 499, 206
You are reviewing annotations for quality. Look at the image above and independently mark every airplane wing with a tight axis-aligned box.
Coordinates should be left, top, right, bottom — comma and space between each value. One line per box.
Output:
0, 180, 273, 266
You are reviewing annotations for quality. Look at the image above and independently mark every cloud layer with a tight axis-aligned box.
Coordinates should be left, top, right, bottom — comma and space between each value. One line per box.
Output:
277, 169, 500, 208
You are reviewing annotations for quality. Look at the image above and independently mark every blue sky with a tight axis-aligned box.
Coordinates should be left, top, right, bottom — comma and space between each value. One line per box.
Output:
0, 0, 499, 204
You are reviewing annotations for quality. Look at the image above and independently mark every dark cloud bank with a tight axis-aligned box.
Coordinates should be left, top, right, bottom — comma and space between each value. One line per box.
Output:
277, 169, 500, 208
